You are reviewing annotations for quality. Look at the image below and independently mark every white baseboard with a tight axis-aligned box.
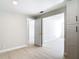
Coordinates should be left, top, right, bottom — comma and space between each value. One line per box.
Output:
0, 45, 28, 54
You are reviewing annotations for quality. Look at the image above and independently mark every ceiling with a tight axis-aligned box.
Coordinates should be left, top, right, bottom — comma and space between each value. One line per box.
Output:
0, 0, 64, 16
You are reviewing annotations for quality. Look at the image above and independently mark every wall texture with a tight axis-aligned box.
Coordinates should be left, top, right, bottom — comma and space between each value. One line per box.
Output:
0, 11, 28, 52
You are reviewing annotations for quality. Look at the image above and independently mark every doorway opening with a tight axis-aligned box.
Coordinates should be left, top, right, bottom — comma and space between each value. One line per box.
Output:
42, 13, 64, 59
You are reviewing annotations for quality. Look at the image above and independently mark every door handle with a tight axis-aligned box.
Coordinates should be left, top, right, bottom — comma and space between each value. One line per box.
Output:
76, 26, 78, 32
76, 16, 78, 22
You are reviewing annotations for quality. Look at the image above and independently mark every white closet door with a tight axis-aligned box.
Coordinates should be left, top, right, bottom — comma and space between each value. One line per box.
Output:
66, 0, 77, 25
77, 0, 79, 23
76, 1, 79, 58
76, 24, 79, 59
34, 18, 42, 47
65, 25, 77, 59
0, 14, 3, 50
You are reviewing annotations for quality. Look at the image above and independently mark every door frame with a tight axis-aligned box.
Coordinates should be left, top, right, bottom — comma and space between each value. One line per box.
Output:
41, 12, 65, 47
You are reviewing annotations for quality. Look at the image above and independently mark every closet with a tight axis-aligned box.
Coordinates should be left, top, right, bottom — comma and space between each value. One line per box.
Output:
65, 0, 79, 59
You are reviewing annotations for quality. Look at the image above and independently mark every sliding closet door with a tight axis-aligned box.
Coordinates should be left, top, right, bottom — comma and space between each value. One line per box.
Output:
34, 18, 42, 47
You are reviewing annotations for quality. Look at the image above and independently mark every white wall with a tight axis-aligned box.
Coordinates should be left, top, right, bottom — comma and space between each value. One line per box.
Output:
27, 18, 35, 44
43, 13, 64, 42
0, 11, 28, 52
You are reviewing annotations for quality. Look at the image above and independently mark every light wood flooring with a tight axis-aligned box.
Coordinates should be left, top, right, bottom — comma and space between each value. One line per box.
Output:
0, 38, 64, 59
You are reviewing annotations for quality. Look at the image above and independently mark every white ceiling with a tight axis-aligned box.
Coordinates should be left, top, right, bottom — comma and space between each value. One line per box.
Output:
0, 0, 64, 16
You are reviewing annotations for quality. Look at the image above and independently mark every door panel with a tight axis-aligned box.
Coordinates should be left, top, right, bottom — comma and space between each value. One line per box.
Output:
77, 0, 79, 23
0, 14, 3, 50
76, 24, 79, 59
65, 24, 77, 59
66, 0, 77, 25
34, 18, 42, 47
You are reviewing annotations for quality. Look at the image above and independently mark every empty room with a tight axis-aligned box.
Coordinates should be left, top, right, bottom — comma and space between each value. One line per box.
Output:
0, 0, 79, 59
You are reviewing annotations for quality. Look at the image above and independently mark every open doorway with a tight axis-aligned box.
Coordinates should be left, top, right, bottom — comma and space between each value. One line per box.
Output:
42, 13, 64, 59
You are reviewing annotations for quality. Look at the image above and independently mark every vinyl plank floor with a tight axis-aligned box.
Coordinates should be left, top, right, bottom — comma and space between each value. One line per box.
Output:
0, 38, 64, 59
